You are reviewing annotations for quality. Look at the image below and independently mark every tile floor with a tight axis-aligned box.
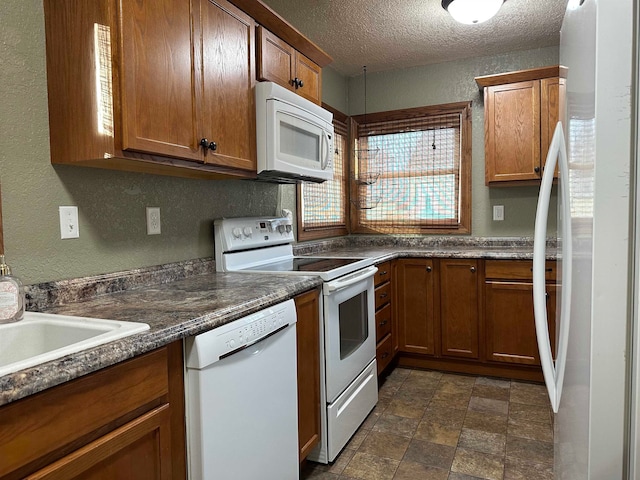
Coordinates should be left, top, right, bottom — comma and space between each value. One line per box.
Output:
300, 367, 554, 480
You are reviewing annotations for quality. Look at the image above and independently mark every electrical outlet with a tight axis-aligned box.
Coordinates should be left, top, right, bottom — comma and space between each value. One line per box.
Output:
146, 207, 161, 235
493, 205, 505, 221
59, 206, 80, 239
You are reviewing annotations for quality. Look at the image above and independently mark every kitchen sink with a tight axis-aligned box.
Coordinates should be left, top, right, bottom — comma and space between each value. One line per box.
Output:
0, 312, 149, 377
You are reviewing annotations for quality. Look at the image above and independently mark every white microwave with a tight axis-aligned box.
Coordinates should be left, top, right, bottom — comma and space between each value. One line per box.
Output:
256, 82, 334, 183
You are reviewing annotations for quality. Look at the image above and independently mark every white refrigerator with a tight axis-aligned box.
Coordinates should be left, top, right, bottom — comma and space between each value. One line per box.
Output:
533, 0, 638, 478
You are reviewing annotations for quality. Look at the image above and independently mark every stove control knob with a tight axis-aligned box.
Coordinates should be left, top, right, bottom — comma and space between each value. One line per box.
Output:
232, 227, 242, 238
277, 225, 285, 234
243, 226, 252, 237
285, 225, 292, 233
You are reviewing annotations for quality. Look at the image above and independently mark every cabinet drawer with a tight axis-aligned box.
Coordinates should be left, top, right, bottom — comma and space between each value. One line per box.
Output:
376, 333, 393, 375
485, 260, 556, 281
375, 282, 392, 310
375, 303, 392, 343
374, 262, 392, 286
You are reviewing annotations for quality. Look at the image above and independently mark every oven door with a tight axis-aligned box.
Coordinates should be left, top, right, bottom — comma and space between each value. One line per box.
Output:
323, 266, 378, 403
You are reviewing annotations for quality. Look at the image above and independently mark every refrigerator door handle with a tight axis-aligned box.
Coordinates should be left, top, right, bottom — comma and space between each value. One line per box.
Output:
533, 121, 572, 414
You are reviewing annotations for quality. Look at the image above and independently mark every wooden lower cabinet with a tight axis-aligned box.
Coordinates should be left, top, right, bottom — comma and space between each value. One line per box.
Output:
484, 260, 557, 366
394, 257, 555, 382
396, 258, 437, 356
294, 289, 321, 463
374, 261, 395, 375
439, 259, 481, 360
0, 343, 186, 480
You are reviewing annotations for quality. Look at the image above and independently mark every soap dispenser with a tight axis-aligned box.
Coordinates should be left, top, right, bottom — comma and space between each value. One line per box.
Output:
0, 254, 24, 323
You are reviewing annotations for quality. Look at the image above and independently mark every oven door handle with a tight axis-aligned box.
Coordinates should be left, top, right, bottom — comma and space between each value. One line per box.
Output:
323, 266, 378, 294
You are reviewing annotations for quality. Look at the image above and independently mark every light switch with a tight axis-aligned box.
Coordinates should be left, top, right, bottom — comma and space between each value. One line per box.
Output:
59, 206, 80, 239
493, 205, 504, 221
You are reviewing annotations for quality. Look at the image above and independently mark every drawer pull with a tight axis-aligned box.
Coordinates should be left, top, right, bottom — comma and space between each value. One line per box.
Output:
381, 352, 389, 359
379, 319, 388, 326
380, 270, 388, 275
426, 266, 432, 272
379, 293, 388, 299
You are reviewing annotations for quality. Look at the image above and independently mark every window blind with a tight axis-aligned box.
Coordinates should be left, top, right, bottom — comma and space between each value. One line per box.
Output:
351, 103, 471, 234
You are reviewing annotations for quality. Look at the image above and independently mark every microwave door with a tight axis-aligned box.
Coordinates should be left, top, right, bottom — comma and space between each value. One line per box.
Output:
265, 99, 334, 181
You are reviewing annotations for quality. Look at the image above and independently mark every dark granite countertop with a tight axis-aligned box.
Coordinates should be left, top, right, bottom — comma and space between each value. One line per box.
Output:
0, 236, 555, 407
0, 272, 321, 406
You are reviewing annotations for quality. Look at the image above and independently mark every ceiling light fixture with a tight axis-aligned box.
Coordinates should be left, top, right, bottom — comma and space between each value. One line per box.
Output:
441, 0, 505, 25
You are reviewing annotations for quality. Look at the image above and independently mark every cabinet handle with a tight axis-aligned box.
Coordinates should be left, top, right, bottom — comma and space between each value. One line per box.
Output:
470, 266, 476, 273
379, 319, 388, 326
535, 166, 541, 173
293, 77, 304, 88
379, 293, 388, 299
426, 266, 432, 272
200, 139, 217, 152
380, 270, 388, 275
530, 267, 553, 272
381, 352, 389, 359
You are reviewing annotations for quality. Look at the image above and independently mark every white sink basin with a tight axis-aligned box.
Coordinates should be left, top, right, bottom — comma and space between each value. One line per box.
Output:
0, 312, 150, 377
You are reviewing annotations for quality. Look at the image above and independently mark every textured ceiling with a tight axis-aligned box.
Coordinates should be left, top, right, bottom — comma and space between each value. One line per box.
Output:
261, 0, 568, 76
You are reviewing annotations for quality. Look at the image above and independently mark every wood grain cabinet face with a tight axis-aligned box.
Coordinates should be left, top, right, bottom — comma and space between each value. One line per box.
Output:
44, 0, 256, 179
374, 261, 394, 375
0, 343, 186, 480
294, 289, 321, 463
439, 259, 481, 360
257, 27, 322, 105
484, 260, 557, 366
396, 258, 437, 356
479, 67, 566, 186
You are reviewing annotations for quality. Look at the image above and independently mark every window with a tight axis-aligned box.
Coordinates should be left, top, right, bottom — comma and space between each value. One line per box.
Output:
297, 107, 349, 241
350, 103, 472, 234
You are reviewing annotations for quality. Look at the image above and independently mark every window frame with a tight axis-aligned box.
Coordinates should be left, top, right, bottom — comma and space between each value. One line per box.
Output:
349, 102, 472, 235
296, 105, 350, 241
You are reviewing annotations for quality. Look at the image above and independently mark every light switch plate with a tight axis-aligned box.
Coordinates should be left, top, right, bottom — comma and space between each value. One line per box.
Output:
59, 206, 80, 239
493, 205, 505, 221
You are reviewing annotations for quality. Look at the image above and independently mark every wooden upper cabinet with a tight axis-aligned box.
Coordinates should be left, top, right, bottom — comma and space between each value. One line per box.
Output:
257, 26, 322, 104
476, 65, 566, 186
198, 0, 256, 171
119, 0, 201, 162
439, 259, 480, 360
44, 0, 256, 179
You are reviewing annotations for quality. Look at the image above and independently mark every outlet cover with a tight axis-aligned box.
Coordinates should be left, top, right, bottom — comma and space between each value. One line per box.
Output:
59, 206, 79, 239
493, 205, 505, 221
146, 207, 161, 235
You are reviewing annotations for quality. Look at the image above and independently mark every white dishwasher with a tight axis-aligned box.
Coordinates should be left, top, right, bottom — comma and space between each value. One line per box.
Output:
184, 299, 299, 480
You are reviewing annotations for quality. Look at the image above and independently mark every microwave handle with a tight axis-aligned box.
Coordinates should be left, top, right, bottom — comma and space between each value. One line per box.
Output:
321, 130, 331, 171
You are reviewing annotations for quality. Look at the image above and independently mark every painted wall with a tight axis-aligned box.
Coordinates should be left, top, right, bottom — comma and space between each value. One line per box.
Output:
0, 1, 557, 285
0, 1, 286, 284
345, 46, 560, 237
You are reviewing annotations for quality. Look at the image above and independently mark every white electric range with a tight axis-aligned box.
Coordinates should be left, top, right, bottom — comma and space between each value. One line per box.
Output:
214, 216, 379, 463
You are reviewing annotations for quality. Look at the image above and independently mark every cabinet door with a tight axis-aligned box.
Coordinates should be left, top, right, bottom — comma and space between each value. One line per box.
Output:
120, 0, 202, 161
396, 259, 437, 355
294, 53, 321, 105
485, 281, 557, 365
294, 289, 321, 463
199, 0, 256, 171
540, 76, 566, 176
485, 80, 541, 183
257, 26, 295, 89
27, 405, 172, 480
440, 259, 480, 359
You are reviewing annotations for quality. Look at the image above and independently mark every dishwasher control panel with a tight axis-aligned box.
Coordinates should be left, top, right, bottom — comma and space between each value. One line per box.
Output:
185, 299, 297, 369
